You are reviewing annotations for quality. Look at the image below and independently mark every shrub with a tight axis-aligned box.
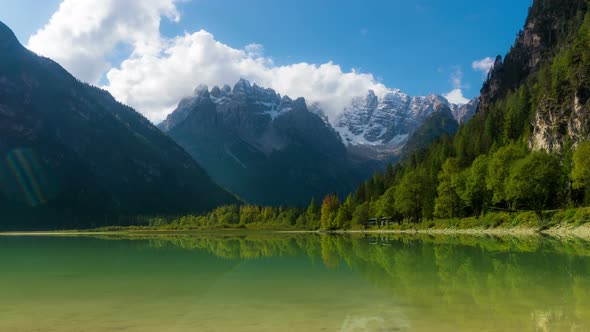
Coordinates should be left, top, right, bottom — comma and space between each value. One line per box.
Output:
512, 212, 539, 227
572, 208, 590, 226
481, 212, 511, 229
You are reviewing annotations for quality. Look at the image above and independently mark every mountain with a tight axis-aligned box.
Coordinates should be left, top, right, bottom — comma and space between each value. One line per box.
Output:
403, 103, 460, 154
159, 81, 479, 205
326, 89, 477, 155
0, 21, 238, 230
341, 0, 590, 224
451, 97, 480, 124
159, 80, 366, 206
479, 0, 590, 152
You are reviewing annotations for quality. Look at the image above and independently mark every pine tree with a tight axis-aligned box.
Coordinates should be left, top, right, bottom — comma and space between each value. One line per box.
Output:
320, 194, 340, 230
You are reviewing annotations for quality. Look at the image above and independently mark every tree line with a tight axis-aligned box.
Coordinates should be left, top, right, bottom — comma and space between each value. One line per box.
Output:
142, 8, 590, 231
143, 137, 589, 231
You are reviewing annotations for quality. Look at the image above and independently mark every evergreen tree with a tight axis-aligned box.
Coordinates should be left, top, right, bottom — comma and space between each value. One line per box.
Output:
394, 169, 429, 223
487, 144, 526, 208
506, 152, 563, 218
334, 195, 353, 229
434, 158, 463, 219
352, 202, 370, 227
320, 194, 340, 230
459, 155, 490, 218
572, 141, 590, 204
375, 186, 397, 219
305, 197, 321, 229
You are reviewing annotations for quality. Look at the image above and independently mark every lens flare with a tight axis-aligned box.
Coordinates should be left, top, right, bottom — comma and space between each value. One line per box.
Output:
3, 149, 48, 207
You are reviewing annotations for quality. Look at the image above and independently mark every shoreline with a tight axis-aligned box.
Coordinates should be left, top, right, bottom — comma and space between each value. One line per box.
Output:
2, 224, 590, 239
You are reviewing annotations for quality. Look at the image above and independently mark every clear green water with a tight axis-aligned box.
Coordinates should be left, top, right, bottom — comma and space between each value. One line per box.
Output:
1, 233, 590, 331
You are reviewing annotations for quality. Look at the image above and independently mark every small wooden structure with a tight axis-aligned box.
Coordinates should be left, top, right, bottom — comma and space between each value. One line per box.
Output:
361, 217, 398, 228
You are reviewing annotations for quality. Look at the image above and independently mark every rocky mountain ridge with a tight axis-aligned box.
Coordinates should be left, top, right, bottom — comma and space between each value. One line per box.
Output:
158, 77, 481, 204
331, 89, 477, 151
479, 0, 590, 152
159, 79, 361, 205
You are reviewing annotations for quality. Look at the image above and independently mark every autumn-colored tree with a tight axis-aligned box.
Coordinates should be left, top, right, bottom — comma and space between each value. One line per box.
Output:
320, 193, 340, 230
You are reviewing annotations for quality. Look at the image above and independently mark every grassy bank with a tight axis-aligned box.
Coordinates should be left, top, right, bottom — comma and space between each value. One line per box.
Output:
359, 208, 590, 231
338, 208, 590, 238
3, 207, 590, 238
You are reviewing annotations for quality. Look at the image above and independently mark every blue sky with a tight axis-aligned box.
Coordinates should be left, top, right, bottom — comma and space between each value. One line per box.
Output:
175, 0, 531, 98
0, 0, 532, 121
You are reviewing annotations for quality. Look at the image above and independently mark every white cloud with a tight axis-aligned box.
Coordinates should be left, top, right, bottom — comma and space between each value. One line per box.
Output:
28, 0, 470, 123
444, 89, 469, 105
244, 43, 264, 58
105, 30, 387, 122
443, 67, 469, 105
26, 0, 388, 123
472, 57, 495, 75
27, 0, 180, 84
449, 66, 466, 89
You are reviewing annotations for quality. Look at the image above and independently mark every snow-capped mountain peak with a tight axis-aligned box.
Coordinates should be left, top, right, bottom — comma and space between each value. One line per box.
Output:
325, 89, 478, 149
158, 79, 308, 132
160, 80, 479, 155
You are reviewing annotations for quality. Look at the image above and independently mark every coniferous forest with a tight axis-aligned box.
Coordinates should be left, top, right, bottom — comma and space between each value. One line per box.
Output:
3, 1, 590, 232
6, 2, 590, 332
128, 1, 590, 232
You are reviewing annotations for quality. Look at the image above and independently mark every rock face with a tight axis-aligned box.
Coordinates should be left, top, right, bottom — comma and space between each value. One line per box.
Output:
0, 21, 237, 230
526, 0, 590, 151
403, 104, 460, 154
529, 91, 590, 151
160, 79, 365, 206
328, 89, 477, 154
478, 0, 590, 152
452, 97, 480, 125
160, 79, 481, 205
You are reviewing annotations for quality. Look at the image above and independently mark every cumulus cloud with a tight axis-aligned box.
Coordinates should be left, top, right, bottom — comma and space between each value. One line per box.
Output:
244, 43, 264, 57
27, 0, 180, 84
444, 89, 469, 105
30, 0, 477, 123
472, 57, 495, 75
443, 67, 469, 105
26, 0, 388, 123
104, 30, 387, 122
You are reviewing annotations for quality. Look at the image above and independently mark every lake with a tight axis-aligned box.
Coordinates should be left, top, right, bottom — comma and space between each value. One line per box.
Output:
1, 233, 590, 331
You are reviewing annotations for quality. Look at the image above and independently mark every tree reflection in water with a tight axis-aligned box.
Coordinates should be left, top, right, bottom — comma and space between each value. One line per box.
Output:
91, 233, 590, 331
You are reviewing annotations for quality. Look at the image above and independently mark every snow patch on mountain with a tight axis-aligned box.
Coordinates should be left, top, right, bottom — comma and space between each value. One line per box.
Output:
323, 89, 476, 148
452, 97, 480, 124
160, 79, 479, 155
159, 79, 299, 132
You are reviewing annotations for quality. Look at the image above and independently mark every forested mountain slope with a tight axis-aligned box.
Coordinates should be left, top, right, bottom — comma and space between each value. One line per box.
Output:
0, 21, 238, 230
159, 80, 367, 206
315, 0, 590, 228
